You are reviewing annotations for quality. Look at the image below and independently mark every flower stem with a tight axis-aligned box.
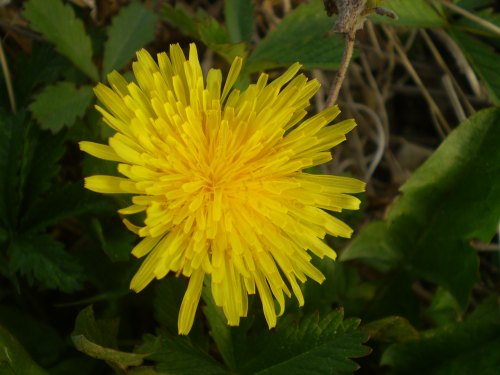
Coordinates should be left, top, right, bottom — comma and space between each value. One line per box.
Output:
326, 30, 356, 108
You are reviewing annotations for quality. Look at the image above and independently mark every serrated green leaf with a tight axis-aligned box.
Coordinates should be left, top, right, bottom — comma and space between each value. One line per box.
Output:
245, 0, 345, 73
13, 44, 68, 106
23, 0, 98, 80
381, 298, 500, 375
370, 0, 445, 27
138, 334, 228, 375
224, 0, 254, 43
8, 235, 84, 292
0, 325, 49, 375
102, 1, 157, 75
343, 108, 500, 308
29, 82, 93, 132
450, 30, 500, 105
239, 310, 370, 375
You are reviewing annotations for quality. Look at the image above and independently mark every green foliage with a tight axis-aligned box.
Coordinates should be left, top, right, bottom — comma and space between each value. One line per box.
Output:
29, 82, 93, 132
362, 316, 419, 343
370, 0, 445, 27
0, 112, 105, 291
224, 0, 254, 43
8, 235, 84, 292
342, 108, 500, 308
0, 325, 48, 375
102, 1, 158, 75
23, 0, 98, 81
72, 306, 148, 371
2, 1, 500, 374
162, 3, 247, 63
381, 298, 500, 375
237, 310, 370, 375
246, 0, 345, 72
450, 30, 500, 105
139, 334, 228, 375
202, 286, 250, 371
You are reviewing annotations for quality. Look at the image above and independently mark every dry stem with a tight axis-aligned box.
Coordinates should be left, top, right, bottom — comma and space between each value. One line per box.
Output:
326, 31, 357, 108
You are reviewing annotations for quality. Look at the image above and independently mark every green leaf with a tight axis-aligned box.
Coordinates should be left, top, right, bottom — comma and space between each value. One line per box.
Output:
370, 0, 445, 27
342, 108, 500, 308
13, 43, 68, 106
21, 184, 113, 234
0, 111, 27, 228
72, 336, 146, 367
455, 0, 494, 10
17, 123, 65, 210
138, 334, 228, 375
202, 286, 251, 371
23, 0, 98, 80
381, 298, 500, 375
102, 1, 157, 75
450, 30, 500, 105
74, 306, 119, 349
162, 3, 247, 63
362, 316, 419, 343
0, 325, 49, 375
8, 235, 84, 292
224, 0, 254, 43
153, 277, 187, 334
0, 306, 64, 367
425, 287, 462, 327
245, 0, 345, 72
90, 218, 135, 262
162, 3, 199, 40
72, 306, 147, 370
340, 221, 402, 271
239, 310, 370, 375
29, 82, 93, 132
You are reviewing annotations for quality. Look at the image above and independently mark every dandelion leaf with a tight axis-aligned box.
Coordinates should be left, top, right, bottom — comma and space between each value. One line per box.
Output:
342, 108, 500, 308
381, 298, 500, 375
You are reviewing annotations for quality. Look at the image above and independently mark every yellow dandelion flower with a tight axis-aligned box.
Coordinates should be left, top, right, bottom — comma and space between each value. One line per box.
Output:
80, 44, 365, 335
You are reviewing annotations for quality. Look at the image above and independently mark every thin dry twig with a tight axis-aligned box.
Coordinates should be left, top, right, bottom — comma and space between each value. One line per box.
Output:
432, 29, 483, 99
348, 102, 386, 181
419, 29, 475, 116
441, 75, 466, 123
326, 31, 356, 107
0, 39, 16, 113
440, 0, 500, 37
382, 26, 451, 136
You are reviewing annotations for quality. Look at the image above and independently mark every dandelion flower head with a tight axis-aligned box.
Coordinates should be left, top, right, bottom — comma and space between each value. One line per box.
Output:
80, 44, 365, 334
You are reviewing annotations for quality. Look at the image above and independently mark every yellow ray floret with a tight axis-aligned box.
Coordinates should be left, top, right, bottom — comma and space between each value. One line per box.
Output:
80, 43, 365, 335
